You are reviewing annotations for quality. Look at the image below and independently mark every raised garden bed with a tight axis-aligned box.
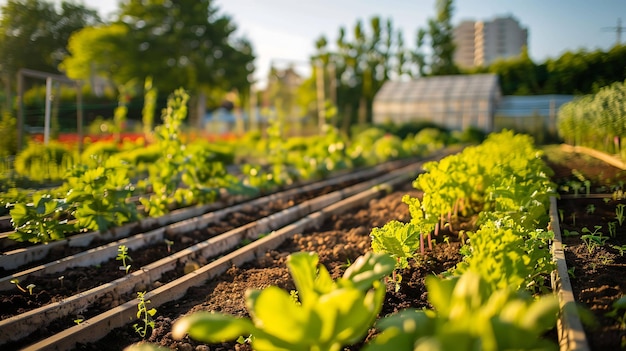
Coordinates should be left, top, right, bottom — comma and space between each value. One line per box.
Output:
546, 145, 626, 350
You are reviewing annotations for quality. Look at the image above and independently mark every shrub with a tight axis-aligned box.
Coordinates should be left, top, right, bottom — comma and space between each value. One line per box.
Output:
13, 141, 76, 181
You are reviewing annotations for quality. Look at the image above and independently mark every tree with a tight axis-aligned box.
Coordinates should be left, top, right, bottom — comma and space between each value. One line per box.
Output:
60, 23, 136, 88
414, 0, 459, 76
0, 0, 100, 76
485, 47, 541, 95
310, 16, 407, 130
62, 0, 254, 124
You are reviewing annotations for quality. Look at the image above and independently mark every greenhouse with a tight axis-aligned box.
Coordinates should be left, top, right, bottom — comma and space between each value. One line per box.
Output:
373, 74, 501, 132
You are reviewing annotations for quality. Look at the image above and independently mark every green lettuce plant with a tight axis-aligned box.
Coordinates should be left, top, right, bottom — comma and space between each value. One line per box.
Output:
65, 157, 138, 232
9, 193, 74, 243
370, 195, 436, 290
171, 251, 395, 351
363, 272, 559, 351
453, 218, 554, 294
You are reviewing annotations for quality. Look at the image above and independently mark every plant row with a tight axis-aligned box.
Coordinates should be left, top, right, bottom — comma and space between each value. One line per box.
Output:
557, 78, 626, 157
126, 130, 560, 351
1, 88, 463, 243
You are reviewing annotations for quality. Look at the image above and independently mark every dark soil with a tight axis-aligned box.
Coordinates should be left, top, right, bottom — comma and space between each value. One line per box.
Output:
73, 184, 466, 351
545, 147, 626, 350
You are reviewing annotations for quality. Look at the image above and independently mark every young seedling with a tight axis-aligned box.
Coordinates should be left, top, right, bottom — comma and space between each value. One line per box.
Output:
559, 209, 564, 223
10, 278, 26, 293
443, 235, 451, 247
586, 204, 596, 214
571, 212, 577, 227
616, 204, 625, 226
74, 315, 85, 325
58, 275, 64, 288
26, 284, 36, 295
563, 229, 580, 237
164, 239, 174, 253
580, 226, 607, 254
133, 291, 157, 338
569, 180, 583, 197
611, 244, 626, 256
609, 221, 617, 238
604, 197, 612, 204
116, 245, 132, 273
568, 267, 576, 278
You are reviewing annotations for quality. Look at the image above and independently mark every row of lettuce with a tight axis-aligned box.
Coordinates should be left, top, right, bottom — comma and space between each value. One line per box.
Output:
152, 130, 560, 351
1, 89, 483, 244
558, 78, 626, 158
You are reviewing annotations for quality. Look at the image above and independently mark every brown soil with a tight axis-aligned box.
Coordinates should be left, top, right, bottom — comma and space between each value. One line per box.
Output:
72, 184, 465, 351
546, 148, 626, 350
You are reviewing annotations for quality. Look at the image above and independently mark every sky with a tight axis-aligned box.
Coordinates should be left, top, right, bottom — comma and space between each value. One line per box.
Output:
5, 0, 626, 87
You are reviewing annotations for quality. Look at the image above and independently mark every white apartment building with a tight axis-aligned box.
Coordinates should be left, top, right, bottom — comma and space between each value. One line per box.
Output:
454, 15, 528, 68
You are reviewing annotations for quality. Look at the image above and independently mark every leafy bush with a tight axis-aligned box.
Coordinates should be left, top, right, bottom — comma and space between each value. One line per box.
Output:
13, 141, 76, 181
0, 112, 18, 157
80, 141, 120, 168
557, 79, 626, 154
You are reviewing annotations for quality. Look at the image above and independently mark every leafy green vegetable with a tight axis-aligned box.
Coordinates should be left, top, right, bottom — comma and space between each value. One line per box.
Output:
172, 251, 394, 351
364, 272, 559, 351
9, 193, 74, 243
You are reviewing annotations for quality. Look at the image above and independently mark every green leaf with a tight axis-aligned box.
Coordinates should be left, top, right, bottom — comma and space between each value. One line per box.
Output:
172, 312, 255, 343
10, 203, 29, 227
340, 252, 395, 291
287, 252, 333, 303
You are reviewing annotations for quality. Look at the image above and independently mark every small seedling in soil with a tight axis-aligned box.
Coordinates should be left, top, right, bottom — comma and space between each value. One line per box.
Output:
10, 278, 27, 293
116, 245, 132, 273
58, 275, 64, 287
611, 244, 626, 256
586, 204, 596, 214
571, 212, 577, 227
133, 291, 157, 338
609, 221, 617, 238
563, 229, 579, 237
580, 226, 607, 253
74, 315, 84, 325
569, 180, 583, 197
616, 204, 626, 226
164, 239, 174, 253
568, 267, 576, 278
559, 209, 564, 222
26, 284, 36, 295
604, 197, 612, 204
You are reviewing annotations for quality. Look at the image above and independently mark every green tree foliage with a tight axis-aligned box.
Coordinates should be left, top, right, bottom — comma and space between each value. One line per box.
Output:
62, 0, 254, 111
61, 23, 136, 88
117, 0, 254, 96
470, 44, 626, 95
414, 0, 459, 76
483, 47, 541, 95
311, 16, 408, 129
0, 112, 17, 157
0, 0, 100, 76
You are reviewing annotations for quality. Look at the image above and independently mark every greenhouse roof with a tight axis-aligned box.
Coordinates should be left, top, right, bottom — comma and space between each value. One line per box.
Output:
375, 74, 500, 103
496, 95, 574, 117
